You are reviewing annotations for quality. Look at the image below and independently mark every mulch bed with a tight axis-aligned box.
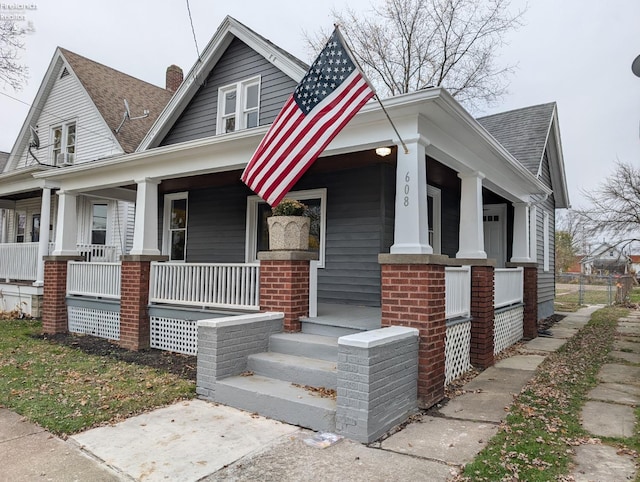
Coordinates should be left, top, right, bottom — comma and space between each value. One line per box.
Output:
36, 332, 197, 381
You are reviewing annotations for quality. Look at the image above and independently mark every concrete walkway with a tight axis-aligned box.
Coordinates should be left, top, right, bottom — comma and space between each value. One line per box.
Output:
1, 305, 637, 481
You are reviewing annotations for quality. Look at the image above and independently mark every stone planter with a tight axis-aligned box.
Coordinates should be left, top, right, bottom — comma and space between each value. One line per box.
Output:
267, 216, 310, 251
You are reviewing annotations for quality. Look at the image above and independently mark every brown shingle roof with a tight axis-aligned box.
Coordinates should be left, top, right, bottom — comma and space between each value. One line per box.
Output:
59, 48, 172, 153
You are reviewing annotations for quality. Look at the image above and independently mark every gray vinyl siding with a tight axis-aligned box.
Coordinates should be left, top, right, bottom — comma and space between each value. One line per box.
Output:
537, 150, 556, 319
440, 187, 460, 257
160, 37, 298, 146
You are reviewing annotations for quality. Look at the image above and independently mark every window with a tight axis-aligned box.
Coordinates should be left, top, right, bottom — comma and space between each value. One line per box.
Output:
427, 185, 442, 254
91, 203, 108, 245
217, 76, 260, 134
31, 214, 40, 243
163, 192, 188, 262
15, 212, 26, 243
246, 188, 327, 267
51, 122, 76, 165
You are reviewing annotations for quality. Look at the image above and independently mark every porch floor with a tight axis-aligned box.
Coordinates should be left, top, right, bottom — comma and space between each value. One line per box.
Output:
301, 303, 382, 332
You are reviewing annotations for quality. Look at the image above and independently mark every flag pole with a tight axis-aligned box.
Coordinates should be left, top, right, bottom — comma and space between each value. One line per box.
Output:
334, 25, 410, 155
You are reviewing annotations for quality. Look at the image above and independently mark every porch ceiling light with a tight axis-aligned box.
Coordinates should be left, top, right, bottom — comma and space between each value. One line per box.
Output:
375, 146, 392, 157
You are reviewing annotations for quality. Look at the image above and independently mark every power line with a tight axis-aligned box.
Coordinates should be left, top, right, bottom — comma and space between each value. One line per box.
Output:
185, 0, 201, 60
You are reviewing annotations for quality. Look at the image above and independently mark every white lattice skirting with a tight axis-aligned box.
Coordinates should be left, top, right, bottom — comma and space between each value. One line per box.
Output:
445, 319, 472, 384
150, 317, 198, 356
494, 305, 524, 355
68, 306, 120, 340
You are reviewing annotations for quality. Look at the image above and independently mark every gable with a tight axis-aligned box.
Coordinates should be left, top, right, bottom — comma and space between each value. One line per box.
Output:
13, 57, 123, 170
160, 37, 298, 146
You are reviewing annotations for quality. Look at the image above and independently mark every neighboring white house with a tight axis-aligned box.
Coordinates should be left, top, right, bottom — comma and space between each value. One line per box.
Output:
0, 47, 173, 315
580, 243, 631, 275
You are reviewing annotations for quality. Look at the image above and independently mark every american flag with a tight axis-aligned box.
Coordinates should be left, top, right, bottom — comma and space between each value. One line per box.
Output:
241, 28, 375, 207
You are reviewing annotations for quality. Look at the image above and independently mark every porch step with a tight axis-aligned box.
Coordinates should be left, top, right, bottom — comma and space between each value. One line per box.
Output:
215, 374, 336, 432
301, 318, 370, 337
268, 333, 338, 361
247, 352, 337, 390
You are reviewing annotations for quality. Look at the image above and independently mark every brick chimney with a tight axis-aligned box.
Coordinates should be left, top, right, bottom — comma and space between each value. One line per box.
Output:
166, 65, 183, 93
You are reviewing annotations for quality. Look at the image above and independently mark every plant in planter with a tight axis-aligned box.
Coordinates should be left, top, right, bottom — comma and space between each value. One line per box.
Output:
267, 199, 310, 250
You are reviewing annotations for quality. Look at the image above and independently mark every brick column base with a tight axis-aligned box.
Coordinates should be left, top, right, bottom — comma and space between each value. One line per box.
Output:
470, 265, 495, 369
42, 256, 83, 334
258, 251, 316, 332
379, 254, 448, 409
522, 266, 538, 339
119, 255, 166, 351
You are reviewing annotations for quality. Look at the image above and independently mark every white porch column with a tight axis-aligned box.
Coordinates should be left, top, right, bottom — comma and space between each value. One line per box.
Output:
390, 139, 432, 254
456, 171, 487, 259
510, 202, 531, 263
0, 209, 6, 243
34, 187, 52, 286
130, 178, 161, 256
52, 190, 79, 256
529, 205, 538, 261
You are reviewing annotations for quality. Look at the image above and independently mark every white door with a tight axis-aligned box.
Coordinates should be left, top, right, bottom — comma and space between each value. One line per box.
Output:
483, 204, 507, 267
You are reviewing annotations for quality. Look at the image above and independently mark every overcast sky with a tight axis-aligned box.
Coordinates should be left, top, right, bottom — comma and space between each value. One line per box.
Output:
1, 0, 639, 210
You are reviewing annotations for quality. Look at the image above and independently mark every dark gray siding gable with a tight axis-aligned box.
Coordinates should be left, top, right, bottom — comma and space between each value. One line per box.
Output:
537, 149, 556, 319
161, 37, 298, 146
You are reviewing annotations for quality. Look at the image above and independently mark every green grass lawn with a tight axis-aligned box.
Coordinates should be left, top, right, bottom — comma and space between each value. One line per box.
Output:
0, 320, 195, 436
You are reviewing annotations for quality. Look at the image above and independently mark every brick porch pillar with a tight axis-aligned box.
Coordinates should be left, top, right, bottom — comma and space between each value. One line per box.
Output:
379, 254, 448, 409
522, 265, 538, 340
258, 251, 317, 332
469, 263, 495, 369
119, 255, 167, 351
42, 255, 84, 334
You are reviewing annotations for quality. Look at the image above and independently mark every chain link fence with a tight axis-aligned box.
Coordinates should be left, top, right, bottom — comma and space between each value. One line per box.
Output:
555, 274, 636, 309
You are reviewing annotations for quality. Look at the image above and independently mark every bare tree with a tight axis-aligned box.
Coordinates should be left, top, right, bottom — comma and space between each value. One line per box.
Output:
574, 162, 640, 252
306, 0, 524, 109
0, 20, 31, 90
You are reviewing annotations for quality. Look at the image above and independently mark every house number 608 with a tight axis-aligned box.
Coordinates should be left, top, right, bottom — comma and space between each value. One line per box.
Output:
404, 172, 410, 206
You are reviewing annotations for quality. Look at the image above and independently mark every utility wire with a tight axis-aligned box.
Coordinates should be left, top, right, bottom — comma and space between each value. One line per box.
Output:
186, 0, 201, 60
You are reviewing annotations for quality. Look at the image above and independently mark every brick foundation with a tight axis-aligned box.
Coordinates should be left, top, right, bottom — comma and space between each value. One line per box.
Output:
522, 266, 538, 339
258, 251, 316, 332
379, 255, 447, 409
470, 265, 495, 369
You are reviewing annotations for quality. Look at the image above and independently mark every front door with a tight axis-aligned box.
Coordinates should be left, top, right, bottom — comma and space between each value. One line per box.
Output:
483, 204, 506, 267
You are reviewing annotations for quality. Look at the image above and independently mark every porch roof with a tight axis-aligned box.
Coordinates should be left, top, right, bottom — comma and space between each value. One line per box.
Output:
34, 88, 550, 203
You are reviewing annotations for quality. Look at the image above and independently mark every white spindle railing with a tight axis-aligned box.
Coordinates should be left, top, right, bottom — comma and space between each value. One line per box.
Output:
67, 261, 121, 299
76, 244, 118, 262
494, 267, 524, 308
445, 266, 471, 319
0, 243, 40, 281
150, 262, 260, 310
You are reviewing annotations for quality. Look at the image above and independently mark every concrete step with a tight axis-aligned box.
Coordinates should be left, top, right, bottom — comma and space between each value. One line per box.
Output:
215, 374, 336, 432
268, 333, 338, 361
301, 319, 363, 337
247, 352, 337, 390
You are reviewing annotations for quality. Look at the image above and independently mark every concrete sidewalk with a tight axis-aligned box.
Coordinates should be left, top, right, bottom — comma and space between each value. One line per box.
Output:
2, 305, 636, 481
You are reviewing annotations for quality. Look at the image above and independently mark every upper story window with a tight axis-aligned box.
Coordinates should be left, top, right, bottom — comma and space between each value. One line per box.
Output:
52, 122, 76, 166
217, 76, 260, 134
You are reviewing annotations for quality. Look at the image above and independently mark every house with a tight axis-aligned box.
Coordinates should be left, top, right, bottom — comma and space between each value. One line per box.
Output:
0, 47, 174, 315
581, 243, 631, 276
477, 102, 570, 320
31, 17, 569, 440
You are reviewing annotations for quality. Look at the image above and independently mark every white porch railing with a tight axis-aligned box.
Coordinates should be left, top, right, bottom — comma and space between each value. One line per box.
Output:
76, 244, 118, 262
494, 267, 524, 308
67, 261, 121, 299
445, 266, 471, 319
150, 262, 260, 310
0, 242, 40, 281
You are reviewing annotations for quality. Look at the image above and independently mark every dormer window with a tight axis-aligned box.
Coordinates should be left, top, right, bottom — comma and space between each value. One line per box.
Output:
52, 122, 76, 166
217, 76, 260, 134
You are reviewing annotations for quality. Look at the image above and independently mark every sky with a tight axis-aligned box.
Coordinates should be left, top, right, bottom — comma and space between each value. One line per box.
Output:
0, 0, 639, 211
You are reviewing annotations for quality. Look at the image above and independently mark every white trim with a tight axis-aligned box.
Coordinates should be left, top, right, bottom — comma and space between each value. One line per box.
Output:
216, 76, 261, 135
245, 188, 327, 267
89, 200, 109, 245
427, 184, 441, 255
162, 192, 189, 262
543, 210, 550, 272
